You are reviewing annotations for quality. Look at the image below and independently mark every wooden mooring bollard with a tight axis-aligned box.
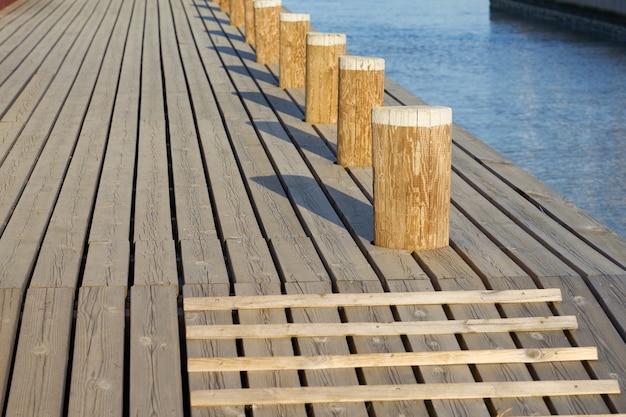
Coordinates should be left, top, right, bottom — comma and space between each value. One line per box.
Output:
230, 0, 245, 27
372, 106, 452, 251
337, 55, 385, 167
279, 13, 310, 89
305, 33, 346, 124
220, 0, 230, 15
244, 0, 256, 44
254, 0, 281, 64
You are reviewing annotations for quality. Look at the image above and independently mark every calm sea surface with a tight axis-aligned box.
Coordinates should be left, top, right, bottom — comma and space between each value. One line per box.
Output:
282, 0, 626, 239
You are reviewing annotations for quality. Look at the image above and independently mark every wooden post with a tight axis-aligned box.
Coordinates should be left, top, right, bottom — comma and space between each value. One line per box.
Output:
337, 55, 385, 167
230, 0, 245, 27
279, 13, 310, 89
372, 106, 452, 251
244, 0, 255, 44
305, 33, 346, 124
254, 0, 281, 64
220, 0, 230, 15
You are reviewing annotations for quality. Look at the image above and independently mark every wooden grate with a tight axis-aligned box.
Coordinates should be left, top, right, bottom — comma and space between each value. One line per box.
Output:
184, 289, 621, 409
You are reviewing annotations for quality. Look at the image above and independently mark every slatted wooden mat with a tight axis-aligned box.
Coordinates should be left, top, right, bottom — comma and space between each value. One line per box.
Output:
1, 0, 626, 415
184, 290, 620, 409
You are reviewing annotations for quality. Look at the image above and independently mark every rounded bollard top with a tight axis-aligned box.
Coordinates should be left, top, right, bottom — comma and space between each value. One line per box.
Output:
339, 55, 385, 71
254, 0, 281, 8
280, 12, 310, 22
306, 32, 347, 46
372, 106, 452, 127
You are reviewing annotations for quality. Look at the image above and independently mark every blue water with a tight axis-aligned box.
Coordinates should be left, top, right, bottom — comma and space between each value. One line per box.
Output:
283, 0, 626, 239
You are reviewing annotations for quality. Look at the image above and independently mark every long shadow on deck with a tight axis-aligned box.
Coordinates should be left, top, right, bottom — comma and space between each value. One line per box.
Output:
251, 174, 375, 242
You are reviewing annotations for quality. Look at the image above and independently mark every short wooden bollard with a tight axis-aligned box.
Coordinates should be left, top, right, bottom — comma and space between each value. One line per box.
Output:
254, 0, 281, 64
337, 55, 385, 167
279, 13, 310, 89
372, 106, 453, 251
305, 33, 346, 124
244, 0, 255, 44
230, 0, 245, 27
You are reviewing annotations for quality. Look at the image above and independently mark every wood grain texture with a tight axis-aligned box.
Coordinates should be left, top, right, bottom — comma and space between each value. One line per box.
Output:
372, 106, 452, 251
67, 287, 126, 417
133, 240, 179, 288
283, 280, 368, 417
5, 288, 74, 417
184, 288, 563, 311
305, 33, 346, 124
129, 285, 184, 417
0, 288, 21, 408
229, 0, 244, 26
337, 56, 385, 167
180, 238, 229, 285
188, 347, 598, 372
279, 13, 309, 89
188, 316, 579, 339
253, 2, 280, 64
244, 0, 255, 44
225, 238, 280, 283
183, 284, 245, 417
234, 282, 307, 417
269, 237, 332, 282
82, 241, 131, 287
191, 380, 620, 407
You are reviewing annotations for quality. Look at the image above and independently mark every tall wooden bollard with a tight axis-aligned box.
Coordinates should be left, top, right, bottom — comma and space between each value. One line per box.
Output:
254, 0, 281, 64
337, 55, 385, 167
230, 0, 245, 27
372, 106, 453, 251
220, 0, 230, 14
305, 33, 346, 124
279, 13, 310, 89
244, 0, 255, 44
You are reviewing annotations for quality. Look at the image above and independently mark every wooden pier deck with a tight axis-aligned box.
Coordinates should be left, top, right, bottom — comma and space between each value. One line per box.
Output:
1, 0, 625, 415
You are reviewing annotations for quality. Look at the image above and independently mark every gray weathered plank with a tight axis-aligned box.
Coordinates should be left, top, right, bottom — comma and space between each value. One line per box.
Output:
4, 287, 74, 417
67, 286, 126, 417
0, 288, 21, 408
130, 285, 184, 417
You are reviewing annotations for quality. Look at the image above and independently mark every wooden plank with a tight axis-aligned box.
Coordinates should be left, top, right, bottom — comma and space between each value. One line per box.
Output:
180, 238, 229, 285
129, 285, 184, 417
390, 278, 501, 417
190, 380, 621, 407
28, 0, 130, 288
224, 238, 280, 284
175, 0, 266, 242
184, 289, 563, 311
133, 0, 172, 243
284, 280, 368, 417
82, 241, 131, 287
449, 209, 615, 414
4, 287, 74, 417
0, 0, 117, 291
188, 347, 598, 372
88, 0, 144, 244
234, 282, 307, 417
133, 240, 178, 288
540, 275, 626, 412
0, 288, 21, 408
158, 0, 217, 242
0, 0, 81, 112
187, 316, 579, 339
183, 283, 245, 417
453, 148, 624, 277
67, 286, 126, 417
269, 237, 332, 283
